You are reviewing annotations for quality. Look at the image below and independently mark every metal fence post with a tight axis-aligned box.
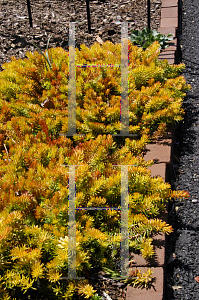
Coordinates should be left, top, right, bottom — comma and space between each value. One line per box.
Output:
86, 0, 91, 34
148, 0, 150, 30
27, 0, 33, 27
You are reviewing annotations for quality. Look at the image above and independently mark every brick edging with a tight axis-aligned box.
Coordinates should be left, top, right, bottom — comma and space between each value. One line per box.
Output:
158, 0, 179, 65
126, 1, 178, 299
126, 132, 174, 300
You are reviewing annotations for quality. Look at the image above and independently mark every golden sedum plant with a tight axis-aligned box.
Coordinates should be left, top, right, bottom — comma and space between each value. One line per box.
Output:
0, 134, 189, 299
0, 40, 190, 299
0, 40, 190, 144
75, 40, 190, 139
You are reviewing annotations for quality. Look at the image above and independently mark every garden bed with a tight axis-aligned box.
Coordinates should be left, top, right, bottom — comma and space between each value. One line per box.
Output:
0, 2, 190, 299
0, 1, 162, 298
0, 40, 190, 300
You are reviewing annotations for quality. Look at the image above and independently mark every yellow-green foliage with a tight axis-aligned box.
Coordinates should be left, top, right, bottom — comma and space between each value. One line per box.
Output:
0, 41, 190, 299
0, 134, 189, 299
125, 268, 154, 288
0, 40, 190, 143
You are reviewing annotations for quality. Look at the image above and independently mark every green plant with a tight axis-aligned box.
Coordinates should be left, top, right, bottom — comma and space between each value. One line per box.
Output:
91, 294, 103, 300
124, 268, 154, 288
31, 35, 52, 71
129, 27, 173, 50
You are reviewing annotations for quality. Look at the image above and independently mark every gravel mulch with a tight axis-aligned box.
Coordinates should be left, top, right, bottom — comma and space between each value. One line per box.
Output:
0, 0, 162, 299
165, 0, 199, 299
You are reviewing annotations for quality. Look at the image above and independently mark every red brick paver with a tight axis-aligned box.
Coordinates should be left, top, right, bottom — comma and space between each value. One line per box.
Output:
144, 139, 172, 164
161, 17, 178, 28
130, 233, 165, 267
159, 26, 176, 36
126, 267, 164, 300
162, 0, 178, 7
148, 163, 166, 181
161, 7, 178, 18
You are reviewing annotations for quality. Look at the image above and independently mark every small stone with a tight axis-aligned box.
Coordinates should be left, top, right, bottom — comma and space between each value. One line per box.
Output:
39, 41, 45, 47
96, 35, 103, 44
116, 282, 125, 287
98, 270, 106, 277
171, 285, 183, 291
126, 17, 133, 21
102, 291, 112, 300
192, 199, 198, 203
167, 253, 176, 264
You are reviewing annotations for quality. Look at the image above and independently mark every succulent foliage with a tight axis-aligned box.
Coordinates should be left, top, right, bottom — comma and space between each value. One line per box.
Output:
129, 27, 174, 50
0, 40, 190, 299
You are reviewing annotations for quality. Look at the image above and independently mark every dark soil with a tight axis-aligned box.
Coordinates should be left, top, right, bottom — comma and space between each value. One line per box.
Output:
0, 0, 161, 71
165, 0, 199, 299
0, 0, 162, 299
